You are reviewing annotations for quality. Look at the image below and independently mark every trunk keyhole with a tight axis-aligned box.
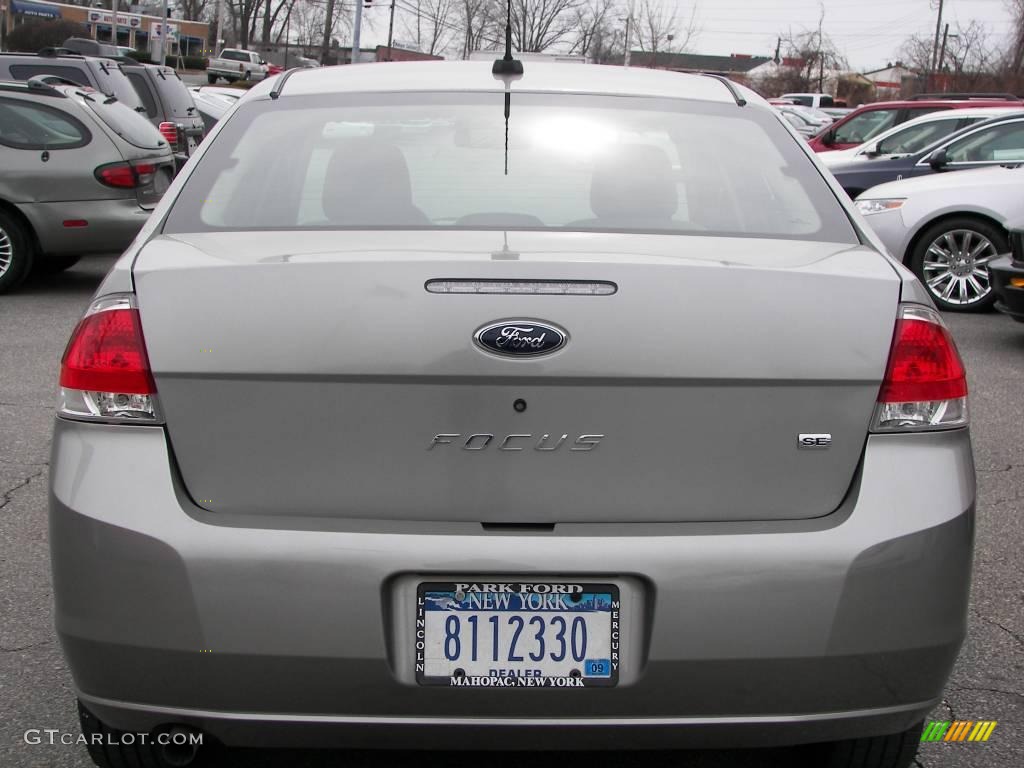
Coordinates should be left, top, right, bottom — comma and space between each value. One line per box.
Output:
41, 150, 50, 163
513, 399, 527, 413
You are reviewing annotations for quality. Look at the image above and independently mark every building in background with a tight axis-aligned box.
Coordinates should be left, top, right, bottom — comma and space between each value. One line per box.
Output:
1, 1, 208, 57
863, 62, 918, 100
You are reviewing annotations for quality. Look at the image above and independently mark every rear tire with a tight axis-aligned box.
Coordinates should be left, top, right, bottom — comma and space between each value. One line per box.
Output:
0, 208, 34, 294
821, 721, 923, 768
33, 254, 81, 273
206, 73, 217, 84
910, 216, 1007, 312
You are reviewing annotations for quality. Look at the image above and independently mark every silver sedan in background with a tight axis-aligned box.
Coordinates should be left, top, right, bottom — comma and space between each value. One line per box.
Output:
856, 164, 1024, 311
0, 78, 173, 293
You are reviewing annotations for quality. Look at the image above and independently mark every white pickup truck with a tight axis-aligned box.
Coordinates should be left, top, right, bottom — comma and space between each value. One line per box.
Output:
207, 49, 269, 84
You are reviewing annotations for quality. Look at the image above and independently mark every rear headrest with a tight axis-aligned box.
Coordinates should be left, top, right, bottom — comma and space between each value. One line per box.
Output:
590, 144, 678, 221
322, 138, 425, 225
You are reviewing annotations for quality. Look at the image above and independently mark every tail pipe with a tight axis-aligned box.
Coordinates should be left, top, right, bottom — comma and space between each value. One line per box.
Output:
159, 725, 203, 767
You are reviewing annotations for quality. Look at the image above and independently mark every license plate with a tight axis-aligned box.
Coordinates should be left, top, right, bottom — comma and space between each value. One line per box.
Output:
416, 581, 620, 688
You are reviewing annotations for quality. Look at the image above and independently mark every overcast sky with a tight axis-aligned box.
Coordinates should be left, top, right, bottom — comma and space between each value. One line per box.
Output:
679, 0, 1015, 71
356, 0, 1015, 72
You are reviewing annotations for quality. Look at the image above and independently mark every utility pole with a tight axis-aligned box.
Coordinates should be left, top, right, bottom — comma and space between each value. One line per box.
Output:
386, 0, 396, 61
937, 22, 950, 86
929, 0, 945, 90
157, 0, 169, 65
320, 0, 336, 64
351, 0, 365, 64
623, 0, 635, 66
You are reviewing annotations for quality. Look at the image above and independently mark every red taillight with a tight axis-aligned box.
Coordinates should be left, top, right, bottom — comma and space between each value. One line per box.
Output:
159, 121, 179, 150
872, 304, 968, 432
878, 316, 967, 403
94, 162, 157, 189
61, 307, 156, 395
94, 162, 138, 188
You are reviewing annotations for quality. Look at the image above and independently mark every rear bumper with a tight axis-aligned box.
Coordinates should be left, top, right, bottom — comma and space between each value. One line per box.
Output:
17, 199, 148, 256
50, 421, 975, 749
990, 254, 1024, 321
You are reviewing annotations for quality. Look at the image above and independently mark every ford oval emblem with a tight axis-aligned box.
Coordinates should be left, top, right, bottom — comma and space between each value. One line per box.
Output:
475, 320, 567, 357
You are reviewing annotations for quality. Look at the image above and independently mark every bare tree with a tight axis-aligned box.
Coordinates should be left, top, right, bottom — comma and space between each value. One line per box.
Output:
458, 0, 502, 57
899, 20, 1000, 89
1009, 0, 1024, 73
177, 0, 210, 21
636, 1, 697, 55
401, 0, 456, 55
510, 0, 582, 52
570, 0, 619, 60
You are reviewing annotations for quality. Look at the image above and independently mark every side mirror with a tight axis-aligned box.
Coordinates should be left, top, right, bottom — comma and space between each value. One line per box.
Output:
821, 129, 836, 146
927, 148, 949, 171
862, 141, 881, 157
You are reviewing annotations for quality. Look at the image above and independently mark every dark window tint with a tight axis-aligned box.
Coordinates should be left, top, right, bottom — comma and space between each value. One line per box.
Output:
165, 92, 858, 244
8, 64, 90, 87
875, 116, 964, 155
149, 68, 198, 120
904, 107, 946, 120
946, 120, 1024, 163
832, 109, 899, 144
82, 95, 164, 150
0, 97, 90, 149
126, 72, 158, 118
88, 62, 145, 112
220, 51, 251, 62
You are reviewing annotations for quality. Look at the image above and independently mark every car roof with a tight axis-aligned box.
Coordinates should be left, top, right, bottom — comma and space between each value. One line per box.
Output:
846, 97, 1021, 112
249, 61, 749, 106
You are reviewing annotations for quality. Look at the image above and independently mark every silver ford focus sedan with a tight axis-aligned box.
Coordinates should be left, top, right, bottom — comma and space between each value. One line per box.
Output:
50, 61, 975, 768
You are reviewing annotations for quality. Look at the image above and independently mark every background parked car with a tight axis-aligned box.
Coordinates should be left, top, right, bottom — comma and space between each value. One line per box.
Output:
990, 225, 1024, 322
832, 111, 1024, 199
60, 37, 120, 59
187, 85, 238, 129
0, 78, 174, 293
780, 91, 834, 108
0, 51, 146, 113
122, 64, 204, 167
207, 48, 269, 83
808, 93, 1023, 152
855, 165, 1024, 311
819, 106, 1024, 168
776, 105, 826, 137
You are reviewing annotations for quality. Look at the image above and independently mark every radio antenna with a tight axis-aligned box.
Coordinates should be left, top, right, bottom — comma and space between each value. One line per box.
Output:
492, 0, 523, 75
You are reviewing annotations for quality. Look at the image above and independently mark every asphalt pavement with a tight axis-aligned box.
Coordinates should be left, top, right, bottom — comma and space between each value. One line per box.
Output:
0, 255, 1021, 768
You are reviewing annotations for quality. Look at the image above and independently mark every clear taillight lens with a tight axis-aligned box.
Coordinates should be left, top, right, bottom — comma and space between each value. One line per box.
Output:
58, 294, 161, 423
871, 304, 968, 432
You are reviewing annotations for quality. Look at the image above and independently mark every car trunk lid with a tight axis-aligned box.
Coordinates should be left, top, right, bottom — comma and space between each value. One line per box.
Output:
133, 230, 900, 524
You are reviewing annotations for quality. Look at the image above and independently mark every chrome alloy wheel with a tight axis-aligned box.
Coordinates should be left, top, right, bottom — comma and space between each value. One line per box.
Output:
0, 225, 13, 279
922, 229, 998, 307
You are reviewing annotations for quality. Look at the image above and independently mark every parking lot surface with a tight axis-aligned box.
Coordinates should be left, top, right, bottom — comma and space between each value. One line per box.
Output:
0, 255, 1021, 767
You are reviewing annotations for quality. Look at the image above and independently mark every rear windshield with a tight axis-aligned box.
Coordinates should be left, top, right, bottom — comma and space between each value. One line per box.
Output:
82, 93, 164, 149
89, 61, 145, 112
220, 51, 251, 62
164, 92, 857, 243
149, 68, 199, 120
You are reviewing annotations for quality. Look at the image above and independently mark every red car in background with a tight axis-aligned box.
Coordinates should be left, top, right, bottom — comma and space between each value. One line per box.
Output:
809, 93, 1022, 152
